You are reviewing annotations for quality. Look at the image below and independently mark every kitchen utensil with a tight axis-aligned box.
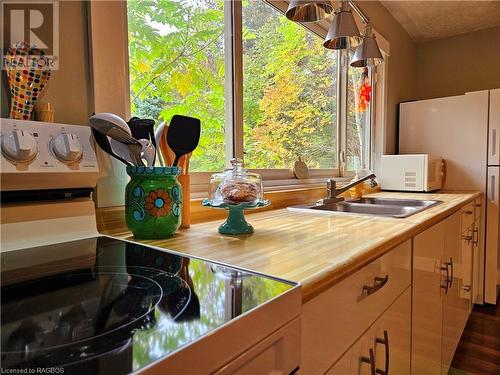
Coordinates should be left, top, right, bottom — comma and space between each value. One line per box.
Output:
160, 125, 175, 166
5, 42, 52, 120
128, 117, 156, 164
154, 122, 166, 166
91, 113, 138, 166
166, 115, 201, 166
89, 113, 144, 166
138, 139, 156, 167
91, 128, 133, 166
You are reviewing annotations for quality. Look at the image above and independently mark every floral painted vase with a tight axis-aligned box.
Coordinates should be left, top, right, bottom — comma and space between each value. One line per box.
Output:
125, 166, 182, 239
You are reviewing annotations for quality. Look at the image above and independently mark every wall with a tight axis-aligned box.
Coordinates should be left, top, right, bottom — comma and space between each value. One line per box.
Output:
1, 1, 91, 125
415, 25, 500, 100
357, 1, 418, 155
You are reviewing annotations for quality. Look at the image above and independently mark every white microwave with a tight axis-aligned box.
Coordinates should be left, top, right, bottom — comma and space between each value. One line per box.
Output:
379, 154, 444, 192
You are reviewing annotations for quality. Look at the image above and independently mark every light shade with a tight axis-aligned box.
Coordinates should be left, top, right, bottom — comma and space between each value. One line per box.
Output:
285, 1, 334, 23
323, 2, 362, 50
350, 27, 384, 67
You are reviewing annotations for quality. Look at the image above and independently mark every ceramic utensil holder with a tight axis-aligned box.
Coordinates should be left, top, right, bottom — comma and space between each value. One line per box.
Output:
125, 166, 182, 239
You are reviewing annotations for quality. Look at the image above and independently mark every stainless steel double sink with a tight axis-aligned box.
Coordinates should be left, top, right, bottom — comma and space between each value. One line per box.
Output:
291, 197, 442, 218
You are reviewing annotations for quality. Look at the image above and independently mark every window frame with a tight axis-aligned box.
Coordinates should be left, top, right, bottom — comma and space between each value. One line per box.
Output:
91, 0, 389, 203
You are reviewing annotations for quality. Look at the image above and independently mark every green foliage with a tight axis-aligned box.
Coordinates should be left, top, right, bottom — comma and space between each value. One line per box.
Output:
128, 0, 226, 172
128, 0, 364, 172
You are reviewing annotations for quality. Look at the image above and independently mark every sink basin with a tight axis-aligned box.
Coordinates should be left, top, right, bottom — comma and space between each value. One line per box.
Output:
291, 198, 441, 218
348, 197, 440, 207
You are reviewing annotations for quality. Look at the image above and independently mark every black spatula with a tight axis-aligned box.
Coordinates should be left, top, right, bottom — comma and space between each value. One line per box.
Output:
167, 115, 201, 166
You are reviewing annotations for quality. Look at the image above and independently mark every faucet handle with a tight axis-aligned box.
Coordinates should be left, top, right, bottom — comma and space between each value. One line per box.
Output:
327, 178, 336, 189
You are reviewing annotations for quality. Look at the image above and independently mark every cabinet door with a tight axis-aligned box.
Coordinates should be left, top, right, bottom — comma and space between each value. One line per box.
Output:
488, 88, 500, 166
326, 329, 373, 375
485, 166, 500, 304
472, 199, 482, 304
327, 288, 412, 375
371, 288, 411, 375
442, 212, 471, 374
412, 220, 445, 375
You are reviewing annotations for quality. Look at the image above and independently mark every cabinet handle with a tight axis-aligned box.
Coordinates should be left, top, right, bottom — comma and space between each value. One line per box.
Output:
448, 257, 454, 289
363, 275, 389, 296
361, 348, 376, 375
473, 227, 479, 246
463, 210, 473, 215
462, 285, 471, 292
440, 263, 450, 294
462, 234, 473, 243
375, 330, 390, 375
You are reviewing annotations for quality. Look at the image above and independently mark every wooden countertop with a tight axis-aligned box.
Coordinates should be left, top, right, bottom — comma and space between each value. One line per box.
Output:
98, 191, 481, 302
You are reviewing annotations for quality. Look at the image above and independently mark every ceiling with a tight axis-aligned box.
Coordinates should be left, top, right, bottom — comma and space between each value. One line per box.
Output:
380, 1, 500, 43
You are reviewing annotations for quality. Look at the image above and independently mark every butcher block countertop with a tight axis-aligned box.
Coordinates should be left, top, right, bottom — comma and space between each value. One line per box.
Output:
98, 191, 481, 302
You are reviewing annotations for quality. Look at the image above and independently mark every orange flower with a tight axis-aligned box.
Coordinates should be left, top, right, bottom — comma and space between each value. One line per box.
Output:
145, 188, 171, 217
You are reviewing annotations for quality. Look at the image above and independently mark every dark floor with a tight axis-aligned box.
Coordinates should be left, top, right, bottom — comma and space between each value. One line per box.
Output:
449, 297, 500, 375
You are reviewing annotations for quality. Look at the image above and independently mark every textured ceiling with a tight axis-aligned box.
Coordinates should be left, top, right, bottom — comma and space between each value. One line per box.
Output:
380, 0, 500, 43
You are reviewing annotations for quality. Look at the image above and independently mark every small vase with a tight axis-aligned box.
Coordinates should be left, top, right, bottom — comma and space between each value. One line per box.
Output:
125, 166, 182, 239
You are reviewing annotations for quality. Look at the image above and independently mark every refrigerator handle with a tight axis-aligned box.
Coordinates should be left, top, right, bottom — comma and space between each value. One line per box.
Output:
491, 129, 497, 160
490, 173, 497, 203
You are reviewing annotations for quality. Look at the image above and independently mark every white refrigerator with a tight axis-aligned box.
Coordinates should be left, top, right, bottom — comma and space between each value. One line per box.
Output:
399, 89, 500, 305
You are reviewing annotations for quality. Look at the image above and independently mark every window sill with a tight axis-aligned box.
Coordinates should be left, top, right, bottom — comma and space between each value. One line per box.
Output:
191, 174, 354, 197
96, 184, 329, 233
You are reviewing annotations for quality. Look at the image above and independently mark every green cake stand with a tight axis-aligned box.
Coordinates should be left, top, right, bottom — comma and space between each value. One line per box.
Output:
201, 199, 270, 235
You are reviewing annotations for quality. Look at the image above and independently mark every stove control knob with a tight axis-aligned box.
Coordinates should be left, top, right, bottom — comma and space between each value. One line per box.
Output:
51, 133, 83, 163
1, 129, 38, 162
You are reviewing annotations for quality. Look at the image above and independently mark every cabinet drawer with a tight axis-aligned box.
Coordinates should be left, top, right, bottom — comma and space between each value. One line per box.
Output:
461, 202, 474, 233
214, 318, 300, 375
301, 240, 411, 375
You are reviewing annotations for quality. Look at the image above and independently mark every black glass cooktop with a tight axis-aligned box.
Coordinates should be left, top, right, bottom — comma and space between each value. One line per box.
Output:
1, 236, 294, 374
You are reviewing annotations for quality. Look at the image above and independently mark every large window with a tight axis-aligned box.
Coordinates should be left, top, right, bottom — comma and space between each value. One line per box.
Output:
128, 0, 226, 172
242, 1, 338, 169
127, 0, 375, 177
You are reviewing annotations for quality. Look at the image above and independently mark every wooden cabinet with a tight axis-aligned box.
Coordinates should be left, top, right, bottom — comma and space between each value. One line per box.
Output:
412, 219, 446, 375
442, 211, 471, 373
413, 209, 476, 375
472, 198, 482, 304
301, 241, 411, 374
326, 288, 411, 375
302, 200, 479, 375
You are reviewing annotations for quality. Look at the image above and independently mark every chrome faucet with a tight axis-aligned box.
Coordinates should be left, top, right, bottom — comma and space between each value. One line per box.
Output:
319, 173, 378, 204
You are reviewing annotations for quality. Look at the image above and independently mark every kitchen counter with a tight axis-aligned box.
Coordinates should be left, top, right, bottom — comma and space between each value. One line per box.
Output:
98, 191, 481, 302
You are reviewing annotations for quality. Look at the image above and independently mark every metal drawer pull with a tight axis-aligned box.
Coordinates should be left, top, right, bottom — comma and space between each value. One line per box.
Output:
375, 330, 390, 375
361, 348, 376, 375
462, 285, 471, 292
363, 275, 389, 296
462, 234, 473, 243
473, 228, 479, 245
440, 263, 450, 294
448, 257, 454, 289
463, 210, 473, 215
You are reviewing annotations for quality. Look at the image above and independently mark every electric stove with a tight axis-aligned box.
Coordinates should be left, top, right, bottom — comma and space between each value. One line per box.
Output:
1, 236, 297, 373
